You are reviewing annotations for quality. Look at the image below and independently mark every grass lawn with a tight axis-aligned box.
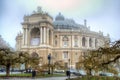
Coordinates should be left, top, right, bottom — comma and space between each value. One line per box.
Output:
37, 73, 65, 77
0, 73, 65, 78
67, 76, 120, 80
0, 73, 31, 77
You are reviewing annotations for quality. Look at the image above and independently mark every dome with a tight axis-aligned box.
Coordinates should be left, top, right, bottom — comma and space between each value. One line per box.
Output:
55, 13, 65, 21
53, 13, 89, 31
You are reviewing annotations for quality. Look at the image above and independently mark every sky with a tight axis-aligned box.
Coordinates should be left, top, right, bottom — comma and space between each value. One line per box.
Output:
0, 0, 120, 48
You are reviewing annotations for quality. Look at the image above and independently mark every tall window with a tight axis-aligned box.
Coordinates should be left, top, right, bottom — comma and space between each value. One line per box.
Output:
63, 51, 68, 59
74, 36, 78, 47
89, 38, 92, 47
82, 37, 86, 47
54, 35, 58, 46
55, 40, 57, 46
63, 35, 69, 47
95, 39, 98, 47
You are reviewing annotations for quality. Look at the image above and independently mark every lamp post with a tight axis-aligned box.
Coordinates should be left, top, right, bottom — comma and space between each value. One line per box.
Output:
48, 54, 51, 74
68, 59, 71, 79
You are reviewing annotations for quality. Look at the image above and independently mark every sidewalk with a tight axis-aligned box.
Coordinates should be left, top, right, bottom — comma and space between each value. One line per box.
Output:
0, 76, 77, 80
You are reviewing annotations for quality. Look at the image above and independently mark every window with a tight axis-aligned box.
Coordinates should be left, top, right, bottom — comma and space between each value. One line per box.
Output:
54, 53, 57, 57
82, 37, 86, 47
55, 35, 57, 38
63, 36, 69, 47
74, 36, 78, 47
74, 41, 78, 47
63, 51, 68, 59
95, 39, 98, 47
55, 40, 57, 46
63, 41, 68, 47
89, 38, 92, 47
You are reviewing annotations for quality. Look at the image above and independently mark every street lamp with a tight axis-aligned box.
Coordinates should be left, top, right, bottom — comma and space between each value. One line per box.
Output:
48, 54, 51, 74
68, 59, 71, 79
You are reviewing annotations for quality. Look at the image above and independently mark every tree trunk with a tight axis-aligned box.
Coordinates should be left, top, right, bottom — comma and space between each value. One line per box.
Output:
6, 63, 11, 77
51, 66, 54, 75
88, 69, 92, 75
25, 63, 29, 73
87, 69, 92, 80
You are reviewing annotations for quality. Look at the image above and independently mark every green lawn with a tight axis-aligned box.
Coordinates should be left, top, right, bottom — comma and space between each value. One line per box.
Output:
0, 73, 31, 77
68, 76, 120, 80
0, 73, 65, 78
37, 73, 65, 77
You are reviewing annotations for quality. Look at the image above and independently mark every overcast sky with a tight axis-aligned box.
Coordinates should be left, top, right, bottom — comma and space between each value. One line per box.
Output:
0, 0, 120, 48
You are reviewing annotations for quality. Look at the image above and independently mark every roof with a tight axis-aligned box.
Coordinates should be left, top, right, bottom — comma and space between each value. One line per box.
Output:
53, 13, 89, 31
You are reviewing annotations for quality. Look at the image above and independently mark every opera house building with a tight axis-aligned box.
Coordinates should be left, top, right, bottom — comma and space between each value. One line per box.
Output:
16, 8, 110, 68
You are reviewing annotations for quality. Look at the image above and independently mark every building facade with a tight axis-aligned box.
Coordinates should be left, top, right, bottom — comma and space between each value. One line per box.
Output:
16, 8, 110, 68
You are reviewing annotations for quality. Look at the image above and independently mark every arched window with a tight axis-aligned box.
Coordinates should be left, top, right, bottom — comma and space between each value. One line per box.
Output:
95, 39, 98, 47
89, 38, 92, 47
63, 35, 69, 47
30, 28, 40, 46
82, 37, 86, 47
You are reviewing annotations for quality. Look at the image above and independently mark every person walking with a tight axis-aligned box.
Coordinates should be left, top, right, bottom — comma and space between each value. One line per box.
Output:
32, 69, 36, 78
66, 70, 70, 79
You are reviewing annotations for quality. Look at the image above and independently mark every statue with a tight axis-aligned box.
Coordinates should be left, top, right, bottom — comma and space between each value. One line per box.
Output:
37, 6, 43, 13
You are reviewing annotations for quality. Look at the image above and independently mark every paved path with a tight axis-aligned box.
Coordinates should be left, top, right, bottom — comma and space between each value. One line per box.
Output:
0, 76, 77, 80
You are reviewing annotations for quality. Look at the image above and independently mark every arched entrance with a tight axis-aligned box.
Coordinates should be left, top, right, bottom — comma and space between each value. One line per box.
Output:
30, 28, 40, 46
31, 52, 39, 57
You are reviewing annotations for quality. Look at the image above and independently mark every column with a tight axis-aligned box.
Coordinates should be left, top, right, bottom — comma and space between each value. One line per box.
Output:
60, 36, 62, 47
72, 35, 74, 48
22, 28, 25, 45
26, 28, 28, 45
47, 28, 49, 45
43, 27, 46, 44
80, 36, 82, 48
45, 27, 47, 44
70, 35, 72, 47
49, 30, 51, 45
40, 27, 43, 44
27, 29, 29, 46
46, 28, 48, 44
51, 30, 53, 46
